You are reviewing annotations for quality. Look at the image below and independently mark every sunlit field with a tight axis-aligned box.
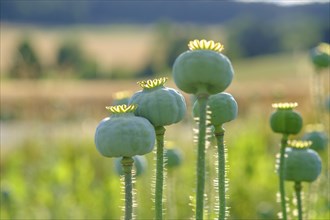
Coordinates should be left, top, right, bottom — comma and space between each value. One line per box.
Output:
1, 24, 329, 219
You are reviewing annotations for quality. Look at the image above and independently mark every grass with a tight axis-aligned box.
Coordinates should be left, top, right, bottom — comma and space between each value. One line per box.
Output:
233, 52, 313, 81
1, 114, 328, 219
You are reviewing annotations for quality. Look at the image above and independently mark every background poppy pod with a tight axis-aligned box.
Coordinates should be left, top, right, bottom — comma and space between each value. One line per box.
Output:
302, 131, 328, 151
193, 92, 238, 126
165, 148, 183, 168
114, 155, 147, 177
270, 103, 303, 135
310, 43, 330, 69
284, 143, 322, 182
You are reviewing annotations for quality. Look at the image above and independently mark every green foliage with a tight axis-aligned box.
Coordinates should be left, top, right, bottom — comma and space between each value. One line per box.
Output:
57, 42, 83, 68
9, 39, 42, 79
226, 119, 278, 218
7, 39, 102, 80
225, 14, 329, 59
225, 16, 282, 58
277, 14, 323, 51
0, 138, 123, 219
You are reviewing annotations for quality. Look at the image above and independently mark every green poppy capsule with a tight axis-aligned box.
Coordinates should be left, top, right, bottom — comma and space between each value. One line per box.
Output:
95, 104, 156, 158
165, 148, 183, 169
172, 39, 234, 95
129, 77, 186, 127
112, 91, 132, 105
302, 131, 328, 151
284, 140, 322, 182
302, 125, 328, 151
310, 43, 330, 70
193, 92, 238, 126
326, 96, 330, 112
270, 103, 303, 135
114, 155, 147, 177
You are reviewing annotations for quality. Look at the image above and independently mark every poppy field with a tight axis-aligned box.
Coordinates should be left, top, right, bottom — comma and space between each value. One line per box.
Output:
1, 26, 329, 220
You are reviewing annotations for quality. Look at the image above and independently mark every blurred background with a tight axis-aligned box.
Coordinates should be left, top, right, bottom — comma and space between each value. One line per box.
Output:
1, 0, 329, 219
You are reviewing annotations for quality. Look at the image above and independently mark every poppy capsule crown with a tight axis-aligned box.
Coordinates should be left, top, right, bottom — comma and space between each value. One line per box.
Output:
270, 102, 303, 135
284, 140, 322, 182
172, 39, 234, 95
94, 104, 156, 158
188, 39, 224, 52
137, 77, 168, 89
106, 104, 138, 114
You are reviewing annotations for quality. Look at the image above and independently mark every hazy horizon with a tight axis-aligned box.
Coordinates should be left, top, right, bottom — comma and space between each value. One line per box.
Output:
236, 0, 329, 6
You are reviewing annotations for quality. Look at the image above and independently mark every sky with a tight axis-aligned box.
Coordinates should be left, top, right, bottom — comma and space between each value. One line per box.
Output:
236, 0, 329, 6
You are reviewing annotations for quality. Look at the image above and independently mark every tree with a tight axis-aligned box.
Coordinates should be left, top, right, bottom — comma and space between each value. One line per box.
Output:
9, 39, 42, 79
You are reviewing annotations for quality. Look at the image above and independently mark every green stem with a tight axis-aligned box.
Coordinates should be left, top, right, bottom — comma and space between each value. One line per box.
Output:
294, 182, 303, 220
279, 134, 288, 220
155, 126, 166, 220
313, 70, 322, 123
167, 170, 177, 219
121, 157, 134, 220
196, 94, 209, 220
215, 126, 226, 220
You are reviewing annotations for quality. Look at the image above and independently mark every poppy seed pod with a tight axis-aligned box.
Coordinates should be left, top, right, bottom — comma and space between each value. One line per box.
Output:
114, 155, 147, 177
270, 103, 303, 135
95, 105, 156, 158
172, 39, 234, 95
165, 148, 183, 169
302, 130, 328, 152
326, 96, 330, 112
284, 140, 322, 182
310, 43, 330, 69
112, 91, 132, 106
129, 77, 186, 127
193, 92, 238, 126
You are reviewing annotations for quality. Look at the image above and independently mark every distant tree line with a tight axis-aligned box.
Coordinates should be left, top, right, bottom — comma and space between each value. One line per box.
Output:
224, 13, 329, 58
8, 14, 329, 80
5, 1, 329, 79
1, 1, 329, 27
9, 39, 101, 79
